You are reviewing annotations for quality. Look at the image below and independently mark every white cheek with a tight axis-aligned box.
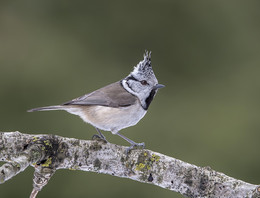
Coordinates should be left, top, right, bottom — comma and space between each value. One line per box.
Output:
121, 80, 137, 96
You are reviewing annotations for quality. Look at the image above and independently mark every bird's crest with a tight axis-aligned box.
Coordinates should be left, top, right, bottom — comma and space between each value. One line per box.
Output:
131, 50, 154, 77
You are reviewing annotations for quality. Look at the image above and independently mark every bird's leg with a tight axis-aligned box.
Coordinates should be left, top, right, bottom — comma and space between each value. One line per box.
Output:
116, 132, 145, 154
92, 128, 108, 143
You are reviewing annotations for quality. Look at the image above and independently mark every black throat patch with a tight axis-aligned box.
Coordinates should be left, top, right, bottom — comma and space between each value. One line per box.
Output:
144, 89, 157, 110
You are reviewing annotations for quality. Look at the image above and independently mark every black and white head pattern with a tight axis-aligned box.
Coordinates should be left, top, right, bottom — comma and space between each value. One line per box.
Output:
121, 51, 160, 110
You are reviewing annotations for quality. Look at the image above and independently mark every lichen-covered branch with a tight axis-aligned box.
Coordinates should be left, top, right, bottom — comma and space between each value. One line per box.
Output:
0, 132, 43, 184
0, 131, 260, 198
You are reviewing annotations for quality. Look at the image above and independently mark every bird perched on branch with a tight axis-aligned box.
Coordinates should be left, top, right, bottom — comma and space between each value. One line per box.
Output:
28, 51, 164, 153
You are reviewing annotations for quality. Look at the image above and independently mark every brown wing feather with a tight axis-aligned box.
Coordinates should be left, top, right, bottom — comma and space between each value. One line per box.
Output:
63, 81, 137, 107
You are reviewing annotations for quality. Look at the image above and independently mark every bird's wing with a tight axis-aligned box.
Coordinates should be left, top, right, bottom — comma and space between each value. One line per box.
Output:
63, 81, 137, 107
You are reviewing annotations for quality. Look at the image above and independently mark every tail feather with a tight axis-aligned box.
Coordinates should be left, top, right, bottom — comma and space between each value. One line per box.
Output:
27, 105, 64, 112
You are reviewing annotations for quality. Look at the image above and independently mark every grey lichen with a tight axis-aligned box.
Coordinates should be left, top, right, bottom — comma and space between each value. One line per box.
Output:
135, 151, 161, 173
31, 136, 68, 169
199, 173, 209, 196
184, 168, 194, 187
94, 158, 102, 170
134, 151, 162, 182
252, 186, 260, 198
157, 175, 163, 184
89, 141, 102, 151
0, 132, 259, 198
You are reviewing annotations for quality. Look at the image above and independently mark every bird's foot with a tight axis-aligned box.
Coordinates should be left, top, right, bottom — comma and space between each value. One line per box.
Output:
125, 142, 145, 155
92, 134, 108, 143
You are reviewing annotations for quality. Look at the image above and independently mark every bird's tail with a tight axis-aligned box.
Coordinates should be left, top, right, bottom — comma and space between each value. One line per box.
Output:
27, 105, 65, 112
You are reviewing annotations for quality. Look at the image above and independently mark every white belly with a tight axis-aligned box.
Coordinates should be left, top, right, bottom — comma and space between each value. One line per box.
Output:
66, 103, 147, 134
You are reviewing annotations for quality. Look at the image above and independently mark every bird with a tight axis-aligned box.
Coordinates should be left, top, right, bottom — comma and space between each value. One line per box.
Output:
28, 51, 164, 153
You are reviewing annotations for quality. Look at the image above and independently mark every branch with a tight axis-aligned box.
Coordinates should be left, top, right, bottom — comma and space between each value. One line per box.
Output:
0, 131, 259, 198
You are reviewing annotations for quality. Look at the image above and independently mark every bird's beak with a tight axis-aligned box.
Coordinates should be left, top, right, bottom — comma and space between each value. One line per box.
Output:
154, 84, 165, 89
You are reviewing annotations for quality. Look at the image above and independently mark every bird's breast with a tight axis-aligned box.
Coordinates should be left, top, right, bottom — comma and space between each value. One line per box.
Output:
76, 102, 147, 133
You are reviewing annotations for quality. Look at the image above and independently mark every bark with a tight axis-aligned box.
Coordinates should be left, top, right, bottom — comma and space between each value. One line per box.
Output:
0, 131, 259, 198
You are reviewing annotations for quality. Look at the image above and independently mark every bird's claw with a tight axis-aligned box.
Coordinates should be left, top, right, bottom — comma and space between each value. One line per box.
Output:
125, 142, 145, 155
92, 134, 108, 143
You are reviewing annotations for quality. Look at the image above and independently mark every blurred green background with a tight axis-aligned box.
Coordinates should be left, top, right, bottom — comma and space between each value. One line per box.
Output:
1, 0, 260, 197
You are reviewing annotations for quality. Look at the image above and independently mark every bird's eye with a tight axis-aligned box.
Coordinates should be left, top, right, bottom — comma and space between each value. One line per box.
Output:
141, 80, 148, 85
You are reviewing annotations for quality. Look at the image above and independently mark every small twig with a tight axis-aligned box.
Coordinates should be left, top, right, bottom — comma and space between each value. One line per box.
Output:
30, 189, 39, 198
31, 167, 56, 197
0, 143, 43, 184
